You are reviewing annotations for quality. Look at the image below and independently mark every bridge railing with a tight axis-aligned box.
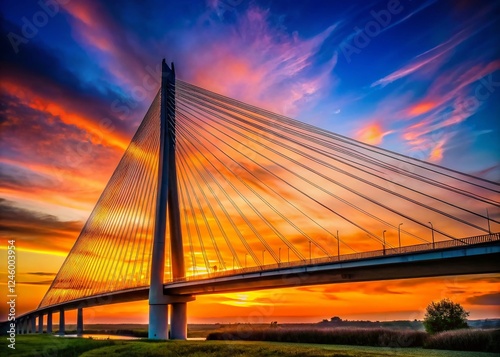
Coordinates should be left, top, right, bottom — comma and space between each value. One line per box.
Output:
170, 232, 499, 283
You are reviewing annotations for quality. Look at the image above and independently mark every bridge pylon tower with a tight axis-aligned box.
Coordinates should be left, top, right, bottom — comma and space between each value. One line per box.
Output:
148, 59, 193, 340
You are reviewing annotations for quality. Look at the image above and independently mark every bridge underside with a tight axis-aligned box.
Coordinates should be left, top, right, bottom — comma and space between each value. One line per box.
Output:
164, 244, 500, 295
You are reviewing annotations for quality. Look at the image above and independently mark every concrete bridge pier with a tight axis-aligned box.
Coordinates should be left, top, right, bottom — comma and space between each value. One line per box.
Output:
170, 302, 187, 339
38, 314, 43, 333
76, 307, 84, 336
47, 311, 52, 333
149, 304, 169, 339
30, 315, 36, 333
58, 309, 65, 335
149, 295, 194, 339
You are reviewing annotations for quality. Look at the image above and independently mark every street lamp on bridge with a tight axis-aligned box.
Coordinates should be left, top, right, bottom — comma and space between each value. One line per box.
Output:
262, 250, 266, 266
245, 253, 248, 268
309, 241, 312, 262
428, 222, 435, 249
486, 209, 491, 235
337, 230, 340, 260
398, 223, 403, 252
382, 230, 387, 255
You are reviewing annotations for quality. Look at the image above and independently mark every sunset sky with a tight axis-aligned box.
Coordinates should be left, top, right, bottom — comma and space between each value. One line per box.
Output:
1, 0, 499, 324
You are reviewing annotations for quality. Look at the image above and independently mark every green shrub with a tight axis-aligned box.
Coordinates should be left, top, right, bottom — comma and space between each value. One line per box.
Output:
423, 298, 469, 334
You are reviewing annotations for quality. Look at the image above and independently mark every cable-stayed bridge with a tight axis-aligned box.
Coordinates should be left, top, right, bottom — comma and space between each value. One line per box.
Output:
13, 60, 500, 339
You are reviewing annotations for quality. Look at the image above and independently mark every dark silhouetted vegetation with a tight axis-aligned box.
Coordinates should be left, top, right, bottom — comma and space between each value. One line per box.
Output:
423, 298, 469, 334
207, 326, 427, 347
424, 329, 500, 353
208, 326, 500, 353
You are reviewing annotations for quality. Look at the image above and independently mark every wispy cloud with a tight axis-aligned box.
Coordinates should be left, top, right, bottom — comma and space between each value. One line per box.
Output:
401, 60, 500, 161
371, 29, 471, 88
381, 0, 437, 34
466, 293, 500, 306
16, 280, 54, 286
61, 1, 155, 93
0, 198, 83, 254
26, 272, 57, 277
180, 6, 338, 116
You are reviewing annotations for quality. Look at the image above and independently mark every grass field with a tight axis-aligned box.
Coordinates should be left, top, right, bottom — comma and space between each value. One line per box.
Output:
7, 335, 500, 357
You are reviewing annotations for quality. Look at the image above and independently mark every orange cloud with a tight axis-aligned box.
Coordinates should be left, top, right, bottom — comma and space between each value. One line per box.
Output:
0, 78, 129, 151
407, 101, 437, 116
428, 137, 448, 162
355, 123, 393, 145
0, 198, 83, 255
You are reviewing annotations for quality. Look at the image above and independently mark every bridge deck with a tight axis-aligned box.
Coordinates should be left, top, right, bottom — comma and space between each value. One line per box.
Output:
20, 233, 499, 318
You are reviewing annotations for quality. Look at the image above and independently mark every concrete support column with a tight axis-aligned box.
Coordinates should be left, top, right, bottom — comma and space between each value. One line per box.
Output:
21, 319, 26, 334
16, 321, 20, 334
148, 304, 169, 339
58, 309, 65, 335
38, 314, 44, 333
30, 316, 36, 333
47, 312, 53, 333
170, 302, 187, 340
76, 308, 84, 336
